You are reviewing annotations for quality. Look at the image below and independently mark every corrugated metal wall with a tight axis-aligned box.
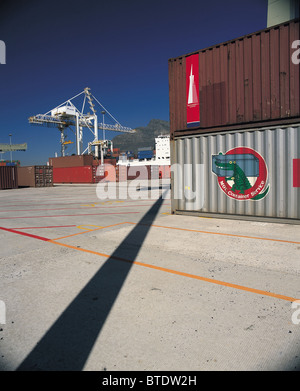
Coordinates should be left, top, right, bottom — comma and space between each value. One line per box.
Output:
53, 166, 94, 183
169, 19, 300, 137
49, 155, 94, 168
171, 124, 300, 221
18, 166, 53, 187
0, 166, 18, 190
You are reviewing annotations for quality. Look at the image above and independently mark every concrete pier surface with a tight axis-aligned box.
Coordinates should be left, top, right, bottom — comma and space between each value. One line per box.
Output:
0, 181, 299, 371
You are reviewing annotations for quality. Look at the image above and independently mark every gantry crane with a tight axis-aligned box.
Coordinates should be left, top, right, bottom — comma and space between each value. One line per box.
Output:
0, 143, 27, 153
28, 87, 135, 161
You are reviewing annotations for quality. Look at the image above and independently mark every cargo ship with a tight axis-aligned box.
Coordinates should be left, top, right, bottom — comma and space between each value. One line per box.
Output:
117, 134, 170, 167
47, 134, 171, 184
116, 134, 171, 180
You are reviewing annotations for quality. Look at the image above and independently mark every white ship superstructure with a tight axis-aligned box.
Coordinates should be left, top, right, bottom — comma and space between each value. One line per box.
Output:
117, 134, 170, 167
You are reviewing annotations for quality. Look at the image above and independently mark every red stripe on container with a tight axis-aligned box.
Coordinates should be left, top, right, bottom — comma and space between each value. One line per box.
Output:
293, 159, 300, 187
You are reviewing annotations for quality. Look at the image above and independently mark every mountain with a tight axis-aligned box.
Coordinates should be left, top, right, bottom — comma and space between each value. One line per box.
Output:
112, 119, 170, 154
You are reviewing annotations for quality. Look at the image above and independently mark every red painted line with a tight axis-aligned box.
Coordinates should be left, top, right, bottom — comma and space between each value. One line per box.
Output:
0, 199, 99, 206
12, 225, 77, 230
0, 212, 140, 220
0, 204, 169, 213
0, 197, 88, 203
0, 207, 95, 212
0, 202, 95, 208
0, 226, 50, 241
1, 224, 296, 303
0, 200, 170, 208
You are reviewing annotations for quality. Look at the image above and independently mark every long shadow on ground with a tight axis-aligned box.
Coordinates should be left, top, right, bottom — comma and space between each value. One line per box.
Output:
17, 195, 165, 371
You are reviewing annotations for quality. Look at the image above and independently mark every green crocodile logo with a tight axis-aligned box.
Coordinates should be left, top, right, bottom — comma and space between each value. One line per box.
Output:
212, 147, 270, 201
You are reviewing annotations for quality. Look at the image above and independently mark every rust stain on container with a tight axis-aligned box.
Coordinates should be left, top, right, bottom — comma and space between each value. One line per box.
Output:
169, 19, 300, 137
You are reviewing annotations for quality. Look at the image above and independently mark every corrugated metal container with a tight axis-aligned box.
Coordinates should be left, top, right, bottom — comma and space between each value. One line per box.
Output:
0, 160, 20, 166
169, 19, 300, 138
0, 166, 18, 190
18, 166, 53, 187
125, 165, 159, 180
94, 164, 117, 182
171, 124, 300, 222
116, 165, 127, 182
104, 158, 117, 166
49, 155, 94, 168
53, 166, 94, 184
159, 165, 171, 179
127, 165, 152, 180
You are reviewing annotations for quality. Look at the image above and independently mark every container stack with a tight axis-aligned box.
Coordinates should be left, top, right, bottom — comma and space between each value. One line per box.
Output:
168, 18, 300, 222
18, 166, 53, 187
112, 148, 120, 158
50, 155, 118, 183
0, 166, 18, 190
50, 155, 95, 184
0, 160, 21, 167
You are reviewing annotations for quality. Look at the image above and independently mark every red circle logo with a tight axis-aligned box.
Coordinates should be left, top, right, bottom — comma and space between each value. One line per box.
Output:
213, 147, 269, 201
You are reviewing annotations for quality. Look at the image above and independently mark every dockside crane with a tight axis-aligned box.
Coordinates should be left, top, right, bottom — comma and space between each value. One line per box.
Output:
0, 143, 27, 153
28, 88, 135, 161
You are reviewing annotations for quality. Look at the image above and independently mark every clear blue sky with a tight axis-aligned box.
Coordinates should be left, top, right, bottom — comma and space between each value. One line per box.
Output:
0, 0, 268, 165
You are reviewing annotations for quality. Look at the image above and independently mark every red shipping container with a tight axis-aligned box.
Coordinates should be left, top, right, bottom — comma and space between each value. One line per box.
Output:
49, 155, 94, 168
53, 166, 93, 183
104, 158, 117, 166
94, 164, 117, 182
169, 19, 300, 138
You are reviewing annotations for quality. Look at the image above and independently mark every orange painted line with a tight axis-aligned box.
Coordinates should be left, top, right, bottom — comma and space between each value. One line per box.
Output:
126, 222, 300, 245
52, 222, 129, 240
48, 239, 298, 303
76, 225, 103, 231
2, 223, 297, 302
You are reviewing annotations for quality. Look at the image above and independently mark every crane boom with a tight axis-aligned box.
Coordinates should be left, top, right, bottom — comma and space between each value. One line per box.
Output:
0, 143, 27, 152
29, 114, 134, 133
28, 88, 135, 158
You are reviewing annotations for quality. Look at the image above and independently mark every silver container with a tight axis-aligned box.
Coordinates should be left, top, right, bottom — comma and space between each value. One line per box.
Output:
171, 124, 300, 222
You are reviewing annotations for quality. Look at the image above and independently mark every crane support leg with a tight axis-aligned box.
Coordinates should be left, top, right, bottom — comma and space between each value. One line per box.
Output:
76, 114, 81, 155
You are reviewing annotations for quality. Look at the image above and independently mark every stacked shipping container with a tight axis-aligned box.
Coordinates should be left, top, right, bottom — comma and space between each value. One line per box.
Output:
169, 19, 300, 137
50, 155, 118, 183
18, 166, 53, 187
0, 166, 18, 190
169, 19, 300, 222
0, 160, 20, 167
